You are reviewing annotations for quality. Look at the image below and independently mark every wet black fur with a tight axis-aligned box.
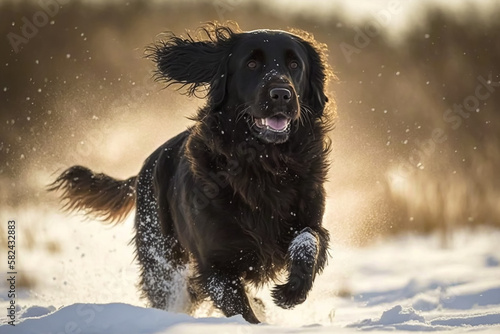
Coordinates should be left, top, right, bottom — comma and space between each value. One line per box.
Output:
50, 23, 334, 324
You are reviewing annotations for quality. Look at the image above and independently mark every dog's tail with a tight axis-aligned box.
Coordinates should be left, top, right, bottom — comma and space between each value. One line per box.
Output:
48, 165, 137, 223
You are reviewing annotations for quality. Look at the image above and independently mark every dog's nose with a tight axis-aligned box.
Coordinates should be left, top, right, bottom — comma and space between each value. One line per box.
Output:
269, 87, 292, 103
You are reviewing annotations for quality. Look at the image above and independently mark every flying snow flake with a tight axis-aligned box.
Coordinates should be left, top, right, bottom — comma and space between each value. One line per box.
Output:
66, 54, 71, 59
395, 71, 401, 76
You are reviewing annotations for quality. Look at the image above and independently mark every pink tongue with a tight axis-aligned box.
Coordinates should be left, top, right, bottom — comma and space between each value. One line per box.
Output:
266, 116, 287, 130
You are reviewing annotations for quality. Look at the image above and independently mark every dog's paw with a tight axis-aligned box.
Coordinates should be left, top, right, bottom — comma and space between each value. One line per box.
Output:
271, 276, 308, 309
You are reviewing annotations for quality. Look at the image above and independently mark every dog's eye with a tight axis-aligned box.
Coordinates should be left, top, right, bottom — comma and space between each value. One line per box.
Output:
289, 60, 299, 70
247, 60, 257, 69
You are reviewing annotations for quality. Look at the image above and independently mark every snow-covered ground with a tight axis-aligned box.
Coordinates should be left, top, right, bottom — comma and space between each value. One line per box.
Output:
1, 206, 500, 333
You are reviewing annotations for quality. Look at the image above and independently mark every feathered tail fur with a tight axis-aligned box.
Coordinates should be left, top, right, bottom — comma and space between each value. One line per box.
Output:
48, 165, 137, 223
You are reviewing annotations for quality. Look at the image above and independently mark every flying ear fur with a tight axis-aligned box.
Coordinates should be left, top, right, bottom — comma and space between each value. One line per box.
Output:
146, 23, 239, 105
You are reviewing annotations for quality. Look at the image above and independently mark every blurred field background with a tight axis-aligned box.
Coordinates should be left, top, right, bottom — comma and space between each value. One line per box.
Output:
1, 0, 499, 247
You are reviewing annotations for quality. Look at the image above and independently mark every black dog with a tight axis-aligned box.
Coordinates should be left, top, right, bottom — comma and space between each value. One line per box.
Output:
50, 23, 334, 324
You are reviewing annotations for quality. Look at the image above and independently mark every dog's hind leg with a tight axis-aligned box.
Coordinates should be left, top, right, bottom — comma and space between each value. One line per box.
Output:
196, 270, 260, 323
134, 165, 191, 313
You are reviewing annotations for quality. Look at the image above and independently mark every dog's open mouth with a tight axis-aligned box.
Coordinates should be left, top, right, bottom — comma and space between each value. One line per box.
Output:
253, 115, 291, 133
249, 114, 292, 144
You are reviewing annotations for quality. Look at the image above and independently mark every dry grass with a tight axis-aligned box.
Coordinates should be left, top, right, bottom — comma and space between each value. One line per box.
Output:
17, 271, 37, 289
335, 287, 353, 299
23, 227, 36, 251
0, 0, 499, 243
0, 224, 5, 250
46, 240, 62, 254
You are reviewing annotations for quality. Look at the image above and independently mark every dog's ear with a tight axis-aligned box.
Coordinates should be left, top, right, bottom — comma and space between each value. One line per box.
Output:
298, 39, 330, 116
147, 27, 235, 106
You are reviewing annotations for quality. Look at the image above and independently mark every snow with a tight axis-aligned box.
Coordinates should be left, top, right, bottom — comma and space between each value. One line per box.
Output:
4, 303, 250, 334
1, 207, 500, 333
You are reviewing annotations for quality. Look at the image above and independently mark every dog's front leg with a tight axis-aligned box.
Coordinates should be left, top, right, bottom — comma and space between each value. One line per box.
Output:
204, 271, 260, 324
272, 227, 321, 309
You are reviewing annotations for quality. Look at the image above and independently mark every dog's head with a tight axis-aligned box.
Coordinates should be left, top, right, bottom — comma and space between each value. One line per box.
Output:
149, 23, 331, 145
